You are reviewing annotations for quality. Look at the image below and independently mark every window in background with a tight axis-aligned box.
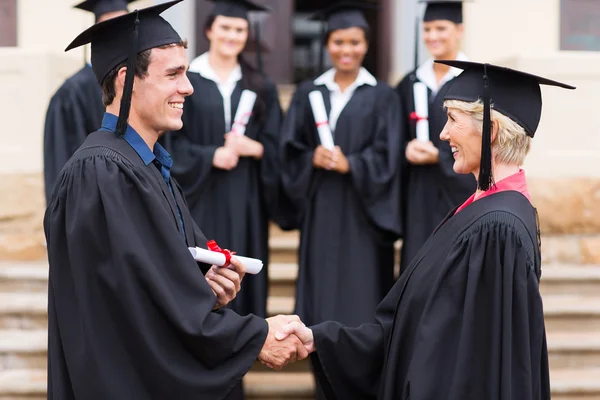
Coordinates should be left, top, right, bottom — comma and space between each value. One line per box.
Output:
0, 0, 17, 47
560, 0, 600, 51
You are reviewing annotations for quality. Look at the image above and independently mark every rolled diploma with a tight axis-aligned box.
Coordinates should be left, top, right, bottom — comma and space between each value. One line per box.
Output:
308, 91, 335, 150
231, 90, 257, 136
188, 247, 263, 275
413, 82, 430, 142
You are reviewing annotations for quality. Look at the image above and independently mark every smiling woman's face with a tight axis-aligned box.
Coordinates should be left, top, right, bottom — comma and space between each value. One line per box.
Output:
439, 107, 482, 176
326, 27, 368, 73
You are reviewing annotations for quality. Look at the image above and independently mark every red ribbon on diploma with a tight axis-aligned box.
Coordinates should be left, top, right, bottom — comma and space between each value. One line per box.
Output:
409, 111, 427, 123
315, 121, 329, 128
207, 240, 236, 267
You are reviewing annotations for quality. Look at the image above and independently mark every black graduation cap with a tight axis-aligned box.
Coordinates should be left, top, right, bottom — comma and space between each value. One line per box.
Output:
310, 1, 378, 74
436, 60, 575, 191
65, 0, 183, 136
420, 0, 465, 24
207, 0, 268, 20
73, 0, 135, 21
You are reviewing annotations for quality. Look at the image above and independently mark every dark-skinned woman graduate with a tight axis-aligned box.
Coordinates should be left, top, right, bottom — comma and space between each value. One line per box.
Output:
277, 61, 575, 400
279, 2, 402, 398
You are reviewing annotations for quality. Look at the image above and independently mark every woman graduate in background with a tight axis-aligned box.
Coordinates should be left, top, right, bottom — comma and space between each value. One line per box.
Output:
162, 0, 281, 322
395, 0, 476, 273
278, 61, 575, 400
279, 3, 401, 397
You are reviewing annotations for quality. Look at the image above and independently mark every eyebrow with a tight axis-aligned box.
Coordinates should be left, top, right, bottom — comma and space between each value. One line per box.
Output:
166, 65, 188, 74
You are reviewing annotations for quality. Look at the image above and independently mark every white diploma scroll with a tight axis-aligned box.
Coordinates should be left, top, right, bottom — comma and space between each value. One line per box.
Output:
412, 82, 430, 142
231, 90, 257, 136
308, 90, 335, 150
188, 247, 263, 275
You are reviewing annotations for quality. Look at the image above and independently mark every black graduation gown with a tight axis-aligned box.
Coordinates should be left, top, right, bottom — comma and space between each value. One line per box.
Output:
280, 80, 402, 329
161, 72, 282, 319
44, 131, 268, 400
395, 71, 476, 271
43, 65, 104, 203
310, 191, 550, 400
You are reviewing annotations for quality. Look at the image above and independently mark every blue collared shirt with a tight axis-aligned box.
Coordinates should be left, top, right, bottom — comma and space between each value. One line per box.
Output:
100, 113, 186, 238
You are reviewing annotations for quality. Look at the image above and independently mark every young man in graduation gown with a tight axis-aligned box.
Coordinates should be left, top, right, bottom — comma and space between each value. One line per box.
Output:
44, 2, 308, 399
395, 0, 476, 272
43, 0, 137, 204
161, 0, 282, 324
276, 61, 575, 399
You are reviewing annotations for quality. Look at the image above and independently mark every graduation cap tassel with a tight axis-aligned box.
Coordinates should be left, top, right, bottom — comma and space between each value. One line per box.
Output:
116, 11, 140, 136
413, 16, 420, 71
478, 63, 494, 192
254, 20, 263, 74
317, 15, 326, 75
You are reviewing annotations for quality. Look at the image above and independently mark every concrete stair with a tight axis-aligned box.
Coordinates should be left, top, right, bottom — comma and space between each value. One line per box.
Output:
1, 230, 600, 399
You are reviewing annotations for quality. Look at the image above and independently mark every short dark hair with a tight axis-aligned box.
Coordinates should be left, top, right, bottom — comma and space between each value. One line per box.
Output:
101, 40, 188, 106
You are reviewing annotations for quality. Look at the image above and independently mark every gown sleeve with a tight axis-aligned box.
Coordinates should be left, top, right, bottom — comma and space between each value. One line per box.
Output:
345, 86, 403, 238
408, 211, 548, 400
309, 278, 401, 400
279, 83, 319, 222
44, 152, 268, 396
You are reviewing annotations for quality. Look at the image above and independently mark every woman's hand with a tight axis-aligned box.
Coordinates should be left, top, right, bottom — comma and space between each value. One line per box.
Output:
224, 132, 264, 159
405, 139, 439, 165
312, 145, 350, 174
213, 146, 239, 170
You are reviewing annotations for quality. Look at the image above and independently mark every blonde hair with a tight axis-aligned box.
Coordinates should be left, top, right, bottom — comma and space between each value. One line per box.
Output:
444, 99, 532, 165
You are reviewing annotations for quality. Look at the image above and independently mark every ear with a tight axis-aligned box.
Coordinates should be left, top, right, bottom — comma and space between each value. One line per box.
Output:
456, 23, 465, 40
115, 66, 128, 96
491, 119, 500, 144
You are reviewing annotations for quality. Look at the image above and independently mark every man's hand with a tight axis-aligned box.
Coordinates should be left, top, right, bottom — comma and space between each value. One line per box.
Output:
258, 315, 309, 370
206, 257, 246, 310
313, 145, 349, 173
275, 321, 315, 354
213, 146, 239, 170
405, 139, 439, 165
224, 132, 264, 159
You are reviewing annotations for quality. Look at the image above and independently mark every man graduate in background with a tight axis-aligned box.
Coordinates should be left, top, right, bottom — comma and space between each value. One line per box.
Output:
44, 2, 307, 399
43, 0, 137, 203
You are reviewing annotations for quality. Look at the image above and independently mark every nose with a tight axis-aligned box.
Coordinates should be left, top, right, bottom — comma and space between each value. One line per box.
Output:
180, 73, 194, 97
439, 122, 450, 142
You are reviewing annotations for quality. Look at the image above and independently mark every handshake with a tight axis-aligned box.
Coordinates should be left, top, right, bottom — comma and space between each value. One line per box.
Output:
257, 315, 315, 370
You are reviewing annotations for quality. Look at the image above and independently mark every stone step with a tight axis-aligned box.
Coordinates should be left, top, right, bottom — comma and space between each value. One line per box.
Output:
0, 367, 598, 399
543, 295, 600, 334
0, 263, 47, 294
548, 331, 600, 370
541, 265, 600, 296
0, 369, 45, 396
0, 330, 46, 371
551, 368, 600, 399
0, 294, 47, 331
244, 371, 314, 399
268, 263, 297, 297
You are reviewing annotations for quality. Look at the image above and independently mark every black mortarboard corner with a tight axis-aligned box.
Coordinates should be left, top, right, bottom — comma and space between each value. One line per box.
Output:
420, 0, 464, 24
437, 60, 575, 191
74, 0, 135, 21
310, 1, 378, 75
65, 0, 183, 136
207, 0, 270, 73
207, 0, 268, 20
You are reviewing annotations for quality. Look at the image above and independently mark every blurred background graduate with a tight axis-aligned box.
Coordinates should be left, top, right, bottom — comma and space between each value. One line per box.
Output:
395, 0, 476, 272
43, 0, 136, 203
279, 2, 402, 397
161, 0, 282, 355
